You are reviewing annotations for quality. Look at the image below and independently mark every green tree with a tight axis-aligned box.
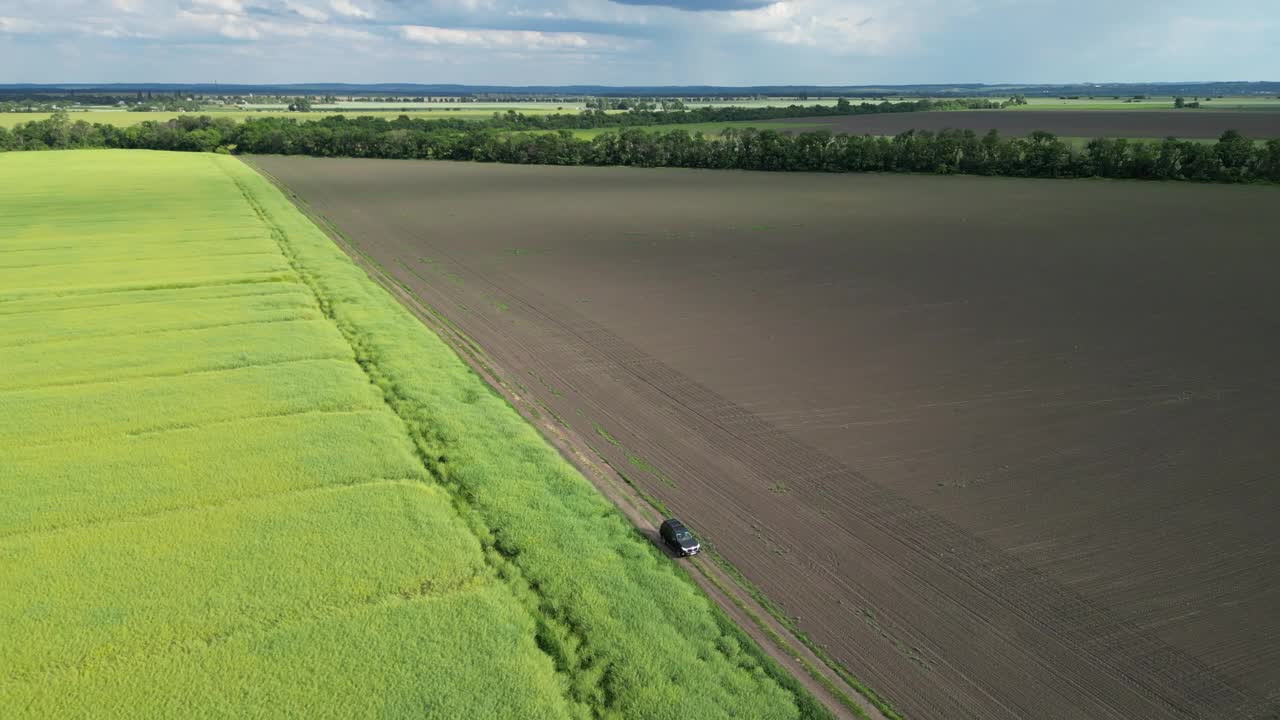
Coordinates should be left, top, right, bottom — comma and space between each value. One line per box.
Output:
46, 110, 72, 147
1216, 129, 1255, 176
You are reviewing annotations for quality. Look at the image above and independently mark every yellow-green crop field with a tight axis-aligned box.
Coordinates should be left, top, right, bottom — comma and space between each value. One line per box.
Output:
0, 151, 824, 719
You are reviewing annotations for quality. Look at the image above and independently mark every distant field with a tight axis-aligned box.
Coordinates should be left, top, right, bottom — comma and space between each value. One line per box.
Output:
243, 101, 581, 111
509, 120, 826, 140
683, 98, 845, 109
0, 150, 825, 719
780, 110, 1280, 139
819, 96, 1280, 111
0, 108, 561, 128
1014, 96, 1280, 111
689, 96, 1280, 112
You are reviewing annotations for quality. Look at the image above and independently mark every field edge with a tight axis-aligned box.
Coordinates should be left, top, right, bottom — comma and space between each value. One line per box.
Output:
243, 155, 895, 720
230, 153, 836, 719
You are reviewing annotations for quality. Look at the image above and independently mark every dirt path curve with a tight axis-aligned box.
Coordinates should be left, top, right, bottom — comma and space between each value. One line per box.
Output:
248, 159, 886, 720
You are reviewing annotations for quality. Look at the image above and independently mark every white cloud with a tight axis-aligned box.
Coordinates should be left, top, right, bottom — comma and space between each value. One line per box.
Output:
719, 0, 972, 55
283, 0, 329, 22
330, 0, 372, 18
190, 0, 245, 12
175, 8, 373, 40
0, 16, 41, 33
400, 24, 628, 51
432, 0, 500, 11
176, 10, 256, 39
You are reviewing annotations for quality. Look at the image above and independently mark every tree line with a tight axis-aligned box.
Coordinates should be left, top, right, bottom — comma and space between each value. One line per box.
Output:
3, 112, 1278, 184
495, 97, 1008, 130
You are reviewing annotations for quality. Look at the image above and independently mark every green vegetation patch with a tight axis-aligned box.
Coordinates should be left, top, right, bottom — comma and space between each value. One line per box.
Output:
627, 452, 677, 488
593, 420, 622, 446
1, 482, 488, 681
0, 318, 352, 392
0, 286, 316, 345
6, 584, 567, 720
2, 358, 384, 447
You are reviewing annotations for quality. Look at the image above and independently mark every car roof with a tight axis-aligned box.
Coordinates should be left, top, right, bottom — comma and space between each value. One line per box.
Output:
663, 518, 685, 529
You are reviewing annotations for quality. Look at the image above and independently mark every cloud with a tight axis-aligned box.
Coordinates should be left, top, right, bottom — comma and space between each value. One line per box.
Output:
609, 0, 772, 10
329, 0, 372, 18
283, 1, 329, 21
400, 23, 628, 51
427, 0, 501, 11
716, 0, 969, 55
178, 9, 260, 39
175, 6, 374, 40
191, 0, 245, 12
0, 16, 41, 33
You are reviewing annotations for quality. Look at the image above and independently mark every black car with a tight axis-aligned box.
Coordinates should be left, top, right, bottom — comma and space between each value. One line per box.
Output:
659, 518, 700, 557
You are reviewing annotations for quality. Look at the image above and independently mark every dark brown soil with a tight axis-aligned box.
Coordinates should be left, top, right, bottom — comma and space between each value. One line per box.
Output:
252, 156, 1280, 720
781, 110, 1280, 138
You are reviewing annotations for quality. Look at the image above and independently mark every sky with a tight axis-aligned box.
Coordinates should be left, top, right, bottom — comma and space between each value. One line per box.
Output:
0, 0, 1276, 86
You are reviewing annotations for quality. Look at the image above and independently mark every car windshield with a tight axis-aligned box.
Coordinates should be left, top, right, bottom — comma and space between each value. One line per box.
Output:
675, 530, 692, 542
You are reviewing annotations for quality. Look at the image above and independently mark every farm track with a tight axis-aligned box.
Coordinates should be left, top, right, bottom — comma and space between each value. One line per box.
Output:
252, 156, 1280, 720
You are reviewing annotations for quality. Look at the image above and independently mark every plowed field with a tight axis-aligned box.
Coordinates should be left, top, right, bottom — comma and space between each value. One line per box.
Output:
254, 157, 1280, 720
780, 109, 1280, 138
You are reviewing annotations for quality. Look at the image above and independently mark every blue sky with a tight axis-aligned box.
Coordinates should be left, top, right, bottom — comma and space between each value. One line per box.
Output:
0, 0, 1276, 85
